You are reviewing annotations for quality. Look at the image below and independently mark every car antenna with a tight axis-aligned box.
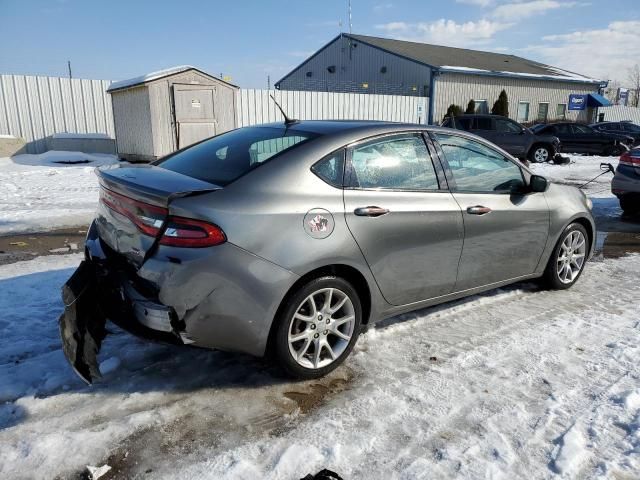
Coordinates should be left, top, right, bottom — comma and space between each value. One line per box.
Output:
270, 95, 297, 125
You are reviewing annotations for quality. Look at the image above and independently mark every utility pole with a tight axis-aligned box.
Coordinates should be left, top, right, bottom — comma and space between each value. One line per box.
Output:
67, 60, 72, 79
348, 0, 352, 34
267, 75, 271, 90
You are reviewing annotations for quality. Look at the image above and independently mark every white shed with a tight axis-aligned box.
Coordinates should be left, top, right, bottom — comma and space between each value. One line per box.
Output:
108, 66, 238, 162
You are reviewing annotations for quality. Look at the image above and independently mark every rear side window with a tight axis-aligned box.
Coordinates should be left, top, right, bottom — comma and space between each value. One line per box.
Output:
312, 151, 345, 188
475, 117, 493, 130
157, 126, 317, 186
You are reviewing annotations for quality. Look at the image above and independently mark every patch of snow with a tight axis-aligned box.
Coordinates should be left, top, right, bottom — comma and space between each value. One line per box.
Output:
86, 464, 111, 480
439, 65, 600, 83
0, 134, 18, 139
107, 65, 195, 91
552, 424, 589, 476
52, 132, 111, 140
0, 152, 119, 234
1, 252, 639, 478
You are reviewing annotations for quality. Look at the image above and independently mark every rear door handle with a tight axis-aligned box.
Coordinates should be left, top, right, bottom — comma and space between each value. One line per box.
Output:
354, 206, 390, 217
466, 205, 492, 215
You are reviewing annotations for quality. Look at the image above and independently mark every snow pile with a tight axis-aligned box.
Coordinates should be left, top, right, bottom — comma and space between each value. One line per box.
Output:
0, 152, 118, 234
107, 65, 196, 91
0, 253, 639, 478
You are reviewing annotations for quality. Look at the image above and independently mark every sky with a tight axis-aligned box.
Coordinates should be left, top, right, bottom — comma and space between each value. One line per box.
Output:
1, 0, 639, 88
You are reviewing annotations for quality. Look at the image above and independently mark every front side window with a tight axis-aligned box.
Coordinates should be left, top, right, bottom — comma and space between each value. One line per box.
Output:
553, 124, 572, 135
517, 102, 530, 122
556, 104, 567, 120
433, 133, 525, 193
157, 126, 317, 186
495, 118, 522, 133
348, 134, 439, 190
572, 124, 594, 134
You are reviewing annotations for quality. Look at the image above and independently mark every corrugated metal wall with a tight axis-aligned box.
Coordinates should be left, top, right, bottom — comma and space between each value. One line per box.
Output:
598, 105, 640, 124
236, 89, 427, 126
276, 36, 431, 97
434, 73, 599, 124
0, 74, 114, 153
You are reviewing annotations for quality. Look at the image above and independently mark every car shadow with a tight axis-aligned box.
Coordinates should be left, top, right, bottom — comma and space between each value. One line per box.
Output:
591, 197, 640, 233
0, 266, 299, 432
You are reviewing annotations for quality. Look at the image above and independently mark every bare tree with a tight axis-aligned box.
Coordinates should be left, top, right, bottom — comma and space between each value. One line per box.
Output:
604, 79, 621, 103
628, 64, 640, 107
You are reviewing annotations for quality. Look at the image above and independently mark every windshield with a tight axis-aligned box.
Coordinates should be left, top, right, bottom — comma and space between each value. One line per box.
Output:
156, 126, 318, 186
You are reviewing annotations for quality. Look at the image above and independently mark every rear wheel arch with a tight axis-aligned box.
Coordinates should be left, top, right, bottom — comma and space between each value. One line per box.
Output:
265, 264, 372, 357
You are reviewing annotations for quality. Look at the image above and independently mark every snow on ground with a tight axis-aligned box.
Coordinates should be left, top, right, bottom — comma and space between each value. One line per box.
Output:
0, 252, 639, 479
0, 151, 118, 235
530, 155, 618, 199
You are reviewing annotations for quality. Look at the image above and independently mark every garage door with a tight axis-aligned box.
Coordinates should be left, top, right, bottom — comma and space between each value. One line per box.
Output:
174, 87, 216, 148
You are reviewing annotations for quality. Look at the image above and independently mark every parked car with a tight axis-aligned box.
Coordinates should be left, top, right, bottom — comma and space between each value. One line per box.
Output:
59, 121, 595, 383
590, 121, 640, 146
612, 147, 640, 214
441, 114, 561, 163
531, 122, 633, 155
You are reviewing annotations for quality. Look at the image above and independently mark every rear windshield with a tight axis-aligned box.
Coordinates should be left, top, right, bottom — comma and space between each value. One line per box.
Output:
156, 126, 318, 186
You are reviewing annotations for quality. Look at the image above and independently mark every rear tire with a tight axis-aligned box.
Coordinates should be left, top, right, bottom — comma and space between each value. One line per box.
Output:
273, 276, 362, 379
529, 145, 551, 163
542, 223, 589, 290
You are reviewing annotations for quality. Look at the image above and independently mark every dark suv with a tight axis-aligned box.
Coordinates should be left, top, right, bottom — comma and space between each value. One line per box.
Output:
590, 121, 640, 146
441, 114, 561, 163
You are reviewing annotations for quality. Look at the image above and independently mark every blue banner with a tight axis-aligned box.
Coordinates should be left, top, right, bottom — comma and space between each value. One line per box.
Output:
568, 94, 587, 111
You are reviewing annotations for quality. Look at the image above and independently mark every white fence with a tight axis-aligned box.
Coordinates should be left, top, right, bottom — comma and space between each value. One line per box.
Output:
236, 89, 427, 127
0, 74, 115, 153
598, 105, 640, 124
0, 74, 428, 155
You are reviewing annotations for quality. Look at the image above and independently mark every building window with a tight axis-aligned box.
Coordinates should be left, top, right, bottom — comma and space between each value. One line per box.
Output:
537, 103, 549, 122
474, 100, 489, 114
517, 102, 530, 122
556, 103, 567, 120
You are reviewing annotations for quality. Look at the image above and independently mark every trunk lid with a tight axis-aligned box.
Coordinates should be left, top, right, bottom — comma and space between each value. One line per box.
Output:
95, 164, 220, 266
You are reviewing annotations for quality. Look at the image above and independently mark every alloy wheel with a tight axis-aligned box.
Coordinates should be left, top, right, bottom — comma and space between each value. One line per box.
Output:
288, 288, 356, 369
534, 147, 549, 163
556, 230, 586, 284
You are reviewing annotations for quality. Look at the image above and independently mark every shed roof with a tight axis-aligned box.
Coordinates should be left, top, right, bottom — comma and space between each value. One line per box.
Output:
107, 66, 238, 93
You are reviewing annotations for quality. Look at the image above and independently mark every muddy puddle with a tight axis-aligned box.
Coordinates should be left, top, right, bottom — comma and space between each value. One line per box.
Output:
594, 231, 640, 259
0, 227, 87, 265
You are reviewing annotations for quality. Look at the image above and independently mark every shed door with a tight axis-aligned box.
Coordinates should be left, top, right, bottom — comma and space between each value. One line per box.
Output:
173, 87, 216, 148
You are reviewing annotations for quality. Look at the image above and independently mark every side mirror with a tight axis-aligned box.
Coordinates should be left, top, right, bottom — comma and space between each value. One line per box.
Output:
530, 174, 548, 193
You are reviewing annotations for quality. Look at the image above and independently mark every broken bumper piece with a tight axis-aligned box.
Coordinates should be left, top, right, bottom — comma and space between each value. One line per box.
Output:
59, 260, 106, 384
59, 255, 185, 384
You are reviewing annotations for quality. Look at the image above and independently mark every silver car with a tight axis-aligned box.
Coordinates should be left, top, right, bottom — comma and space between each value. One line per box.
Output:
59, 121, 595, 383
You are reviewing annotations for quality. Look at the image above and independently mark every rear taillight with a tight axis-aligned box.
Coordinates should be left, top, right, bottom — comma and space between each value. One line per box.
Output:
100, 187, 226, 248
159, 216, 226, 248
620, 151, 640, 167
100, 188, 167, 237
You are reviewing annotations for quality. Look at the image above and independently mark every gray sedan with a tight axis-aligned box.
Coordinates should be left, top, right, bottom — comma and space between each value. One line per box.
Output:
59, 121, 595, 382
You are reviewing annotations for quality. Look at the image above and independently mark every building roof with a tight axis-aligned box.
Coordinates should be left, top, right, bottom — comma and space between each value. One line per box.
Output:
107, 66, 238, 93
279, 33, 601, 85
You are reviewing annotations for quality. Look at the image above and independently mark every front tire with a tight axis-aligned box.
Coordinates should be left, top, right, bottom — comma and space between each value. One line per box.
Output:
273, 276, 362, 379
529, 145, 551, 163
542, 223, 589, 290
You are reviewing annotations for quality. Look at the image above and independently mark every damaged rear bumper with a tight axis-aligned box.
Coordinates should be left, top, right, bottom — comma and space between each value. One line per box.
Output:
59, 234, 186, 384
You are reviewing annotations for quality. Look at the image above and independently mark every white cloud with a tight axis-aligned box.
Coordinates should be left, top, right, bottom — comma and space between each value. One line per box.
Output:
376, 18, 512, 47
456, 0, 494, 6
373, 3, 394, 13
492, 1, 576, 21
523, 21, 640, 83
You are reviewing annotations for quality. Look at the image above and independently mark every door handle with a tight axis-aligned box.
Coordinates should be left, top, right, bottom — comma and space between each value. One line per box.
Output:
466, 205, 492, 215
354, 206, 390, 217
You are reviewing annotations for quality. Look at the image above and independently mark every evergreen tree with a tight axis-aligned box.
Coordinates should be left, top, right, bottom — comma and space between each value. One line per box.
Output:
491, 90, 509, 117
444, 104, 463, 122
465, 99, 476, 114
